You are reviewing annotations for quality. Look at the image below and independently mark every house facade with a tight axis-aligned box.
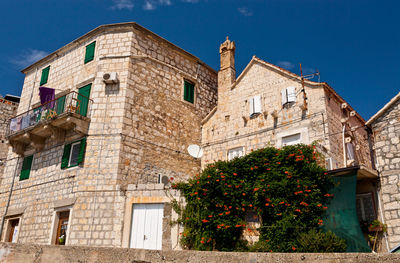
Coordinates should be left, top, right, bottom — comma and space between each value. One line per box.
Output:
201, 38, 380, 248
367, 92, 400, 250
0, 23, 217, 248
0, 95, 19, 184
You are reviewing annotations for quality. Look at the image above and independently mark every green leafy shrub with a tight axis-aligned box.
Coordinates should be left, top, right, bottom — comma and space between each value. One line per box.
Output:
173, 144, 336, 252
296, 229, 347, 252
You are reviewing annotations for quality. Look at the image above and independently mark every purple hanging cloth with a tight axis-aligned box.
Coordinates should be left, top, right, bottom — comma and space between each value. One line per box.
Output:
39, 86, 55, 109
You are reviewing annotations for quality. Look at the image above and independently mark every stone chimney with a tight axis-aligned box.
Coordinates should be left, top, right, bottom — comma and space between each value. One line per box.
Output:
218, 37, 236, 106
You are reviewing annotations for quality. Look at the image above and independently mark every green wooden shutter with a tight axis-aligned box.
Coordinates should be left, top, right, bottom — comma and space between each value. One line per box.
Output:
61, 143, 71, 169
20, 155, 33, 181
184, 81, 195, 103
84, 41, 96, 64
56, 95, 66, 115
77, 137, 87, 165
78, 84, 91, 117
40, 66, 50, 86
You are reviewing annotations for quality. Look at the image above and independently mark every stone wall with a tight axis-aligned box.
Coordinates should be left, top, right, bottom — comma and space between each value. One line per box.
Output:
324, 88, 372, 169
0, 242, 400, 263
0, 23, 217, 250
370, 97, 400, 249
202, 57, 329, 167
0, 98, 18, 181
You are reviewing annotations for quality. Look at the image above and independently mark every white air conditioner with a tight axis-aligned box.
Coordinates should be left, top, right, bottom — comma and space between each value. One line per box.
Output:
103, 72, 119, 84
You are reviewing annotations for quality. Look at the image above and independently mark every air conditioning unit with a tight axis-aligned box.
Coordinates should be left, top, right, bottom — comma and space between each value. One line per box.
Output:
102, 72, 119, 84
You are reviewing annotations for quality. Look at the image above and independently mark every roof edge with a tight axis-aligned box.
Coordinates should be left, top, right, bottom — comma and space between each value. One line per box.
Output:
21, 22, 216, 74
366, 91, 400, 126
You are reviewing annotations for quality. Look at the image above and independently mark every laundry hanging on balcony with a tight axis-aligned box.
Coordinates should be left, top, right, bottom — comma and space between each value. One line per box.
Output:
39, 86, 55, 109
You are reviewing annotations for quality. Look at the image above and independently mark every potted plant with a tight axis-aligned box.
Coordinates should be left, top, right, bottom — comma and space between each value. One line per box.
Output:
58, 234, 65, 245
368, 219, 387, 232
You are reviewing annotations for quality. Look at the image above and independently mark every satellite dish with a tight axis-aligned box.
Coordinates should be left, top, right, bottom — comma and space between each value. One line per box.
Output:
187, 144, 203, 158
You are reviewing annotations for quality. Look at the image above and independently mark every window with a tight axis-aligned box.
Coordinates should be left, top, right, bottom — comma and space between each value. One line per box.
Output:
281, 86, 296, 105
40, 66, 50, 86
61, 138, 86, 169
20, 155, 33, 181
281, 133, 301, 146
356, 193, 376, 223
5, 218, 20, 243
183, 80, 195, 103
84, 41, 96, 64
346, 142, 355, 161
249, 95, 261, 117
228, 147, 244, 161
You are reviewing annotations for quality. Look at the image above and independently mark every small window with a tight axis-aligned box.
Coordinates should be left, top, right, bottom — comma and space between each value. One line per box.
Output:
228, 147, 244, 161
281, 86, 296, 105
40, 66, 50, 86
183, 80, 195, 103
282, 133, 301, 146
356, 193, 376, 223
84, 41, 96, 64
249, 95, 261, 117
20, 155, 33, 181
346, 142, 355, 161
61, 138, 86, 169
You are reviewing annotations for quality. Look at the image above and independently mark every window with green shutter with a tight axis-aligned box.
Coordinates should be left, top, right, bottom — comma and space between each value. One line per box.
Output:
40, 66, 50, 86
20, 155, 33, 181
84, 41, 96, 64
183, 80, 195, 103
61, 138, 87, 169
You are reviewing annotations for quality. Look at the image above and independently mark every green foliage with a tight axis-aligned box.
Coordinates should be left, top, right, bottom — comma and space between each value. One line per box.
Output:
173, 144, 337, 252
296, 229, 347, 252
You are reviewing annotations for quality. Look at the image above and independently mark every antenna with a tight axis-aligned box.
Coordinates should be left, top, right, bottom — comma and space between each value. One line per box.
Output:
187, 144, 203, 159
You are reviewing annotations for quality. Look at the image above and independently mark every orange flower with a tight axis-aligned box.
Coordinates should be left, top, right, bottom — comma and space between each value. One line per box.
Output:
292, 246, 296, 251
201, 219, 209, 223
225, 211, 230, 215
233, 173, 237, 176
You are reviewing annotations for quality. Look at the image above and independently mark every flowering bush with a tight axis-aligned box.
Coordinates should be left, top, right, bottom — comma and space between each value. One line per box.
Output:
173, 144, 339, 252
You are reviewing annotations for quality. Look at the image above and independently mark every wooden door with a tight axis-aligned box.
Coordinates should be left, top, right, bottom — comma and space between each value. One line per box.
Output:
130, 203, 164, 250
7, 219, 19, 243
56, 211, 69, 245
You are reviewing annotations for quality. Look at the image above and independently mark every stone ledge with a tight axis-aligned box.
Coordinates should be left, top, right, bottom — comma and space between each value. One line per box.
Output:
0, 243, 400, 263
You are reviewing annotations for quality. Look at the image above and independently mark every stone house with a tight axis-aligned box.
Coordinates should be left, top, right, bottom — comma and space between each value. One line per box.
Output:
201, 38, 379, 247
0, 95, 19, 183
0, 22, 217, 249
366, 91, 400, 250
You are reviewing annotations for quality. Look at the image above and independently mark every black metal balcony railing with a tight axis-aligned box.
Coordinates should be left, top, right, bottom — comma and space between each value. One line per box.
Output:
7, 91, 93, 136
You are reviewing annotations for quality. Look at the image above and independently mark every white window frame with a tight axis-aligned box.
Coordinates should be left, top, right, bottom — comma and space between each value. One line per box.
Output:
68, 141, 81, 167
227, 147, 244, 161
281, 133, 301, 146
277, 127, 309, 147
49, 206, 73, 245
3, 216, 22, 243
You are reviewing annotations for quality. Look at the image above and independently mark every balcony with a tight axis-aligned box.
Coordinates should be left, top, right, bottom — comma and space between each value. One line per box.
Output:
7, 91, 93, 155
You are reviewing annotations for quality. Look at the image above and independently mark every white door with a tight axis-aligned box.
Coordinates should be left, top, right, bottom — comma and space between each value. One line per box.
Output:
130, 203, 164, 250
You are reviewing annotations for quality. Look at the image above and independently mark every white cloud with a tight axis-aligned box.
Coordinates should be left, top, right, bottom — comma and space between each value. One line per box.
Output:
159, 0, 172, 5
182, 0, 199, 3
10, 49, 49, 68
277, 61, 295, 70
111, 0, 134, 10
143, 0, 156, 10
237, 7, 253, 17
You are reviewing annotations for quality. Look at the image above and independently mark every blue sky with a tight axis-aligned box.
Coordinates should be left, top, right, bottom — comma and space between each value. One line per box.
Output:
0, 0, 399, 119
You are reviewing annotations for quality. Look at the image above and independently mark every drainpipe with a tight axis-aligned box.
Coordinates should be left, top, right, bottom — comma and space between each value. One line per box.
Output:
342, 125, 347, 167
0, 158, 21, 239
